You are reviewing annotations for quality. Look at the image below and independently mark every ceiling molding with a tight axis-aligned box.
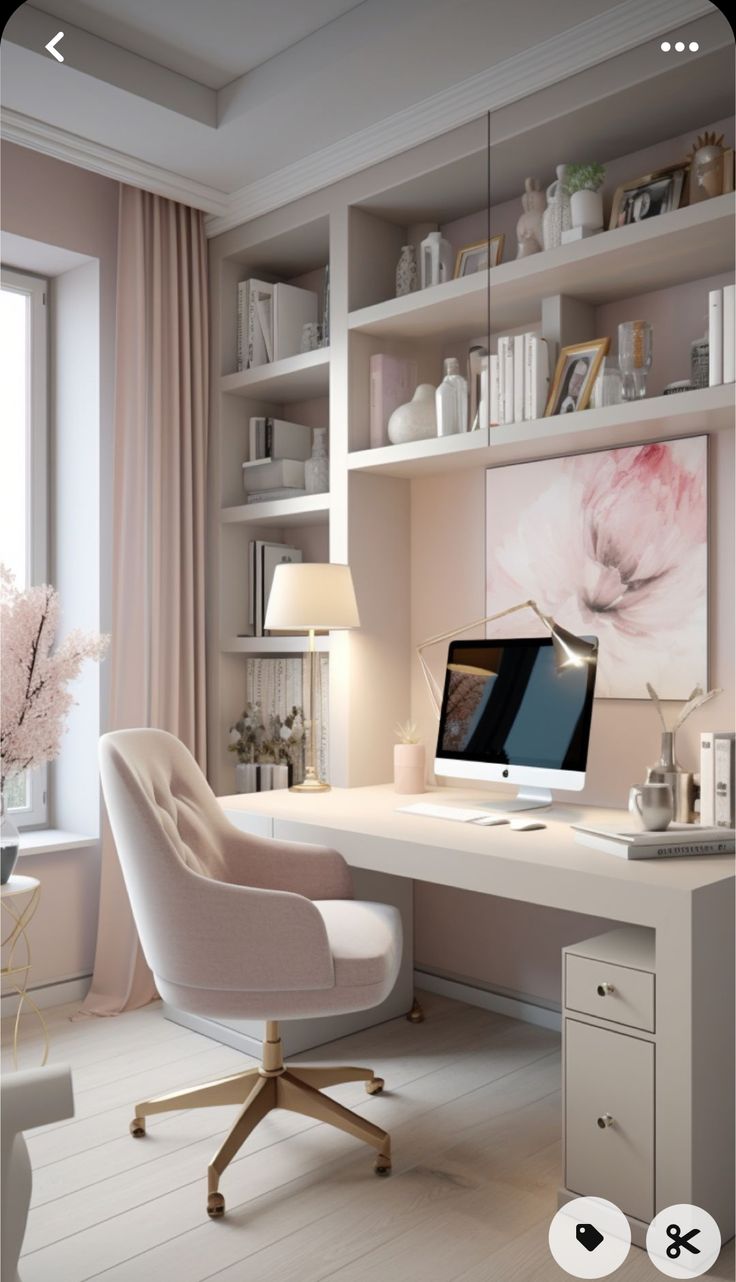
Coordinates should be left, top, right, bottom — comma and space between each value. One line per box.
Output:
1, 0, 716, 236
207, 0, 715, 236
1, 108, 229, 216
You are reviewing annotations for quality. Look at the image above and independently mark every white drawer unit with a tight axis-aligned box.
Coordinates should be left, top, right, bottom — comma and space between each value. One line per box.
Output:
565, 1019, 654, 1221
561, 926, 656, 1243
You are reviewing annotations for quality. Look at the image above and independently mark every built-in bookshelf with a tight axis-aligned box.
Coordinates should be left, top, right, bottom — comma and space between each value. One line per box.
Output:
208, 33, 735, 795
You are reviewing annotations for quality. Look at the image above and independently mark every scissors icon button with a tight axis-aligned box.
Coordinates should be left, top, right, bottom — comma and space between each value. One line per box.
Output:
666, 1224, 701, 1259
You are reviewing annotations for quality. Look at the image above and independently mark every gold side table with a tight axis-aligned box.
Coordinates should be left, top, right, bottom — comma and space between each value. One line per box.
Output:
1, 874, 49, 1067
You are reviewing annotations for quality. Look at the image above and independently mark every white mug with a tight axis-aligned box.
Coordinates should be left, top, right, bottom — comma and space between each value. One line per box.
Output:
628, 782, 673, 832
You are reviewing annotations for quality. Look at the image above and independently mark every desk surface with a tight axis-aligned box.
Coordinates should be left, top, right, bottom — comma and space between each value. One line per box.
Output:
220, 784, 734, 902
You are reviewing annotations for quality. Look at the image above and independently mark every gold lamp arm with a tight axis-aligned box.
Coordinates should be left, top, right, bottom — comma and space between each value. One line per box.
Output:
416, 598, 554, 718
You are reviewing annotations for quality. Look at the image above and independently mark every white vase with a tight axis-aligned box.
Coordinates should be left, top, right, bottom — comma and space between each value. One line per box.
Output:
542, 165, 572, 250
305, 427, 329, 494
394, 743, 426, 794
395, 245, 418, 296
419, 232, 453, 288
387, 384, 437, 444
570, 188, 603, 231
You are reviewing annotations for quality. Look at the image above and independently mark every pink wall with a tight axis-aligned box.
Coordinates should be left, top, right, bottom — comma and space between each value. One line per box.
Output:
1, 143, 118, 993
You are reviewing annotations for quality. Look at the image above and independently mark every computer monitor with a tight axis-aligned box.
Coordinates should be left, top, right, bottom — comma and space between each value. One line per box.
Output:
434, 635, 598, 812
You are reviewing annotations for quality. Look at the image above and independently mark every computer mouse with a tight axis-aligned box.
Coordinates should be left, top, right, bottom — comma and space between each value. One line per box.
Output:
510, 819, 547, 831
472, 815, 510, 826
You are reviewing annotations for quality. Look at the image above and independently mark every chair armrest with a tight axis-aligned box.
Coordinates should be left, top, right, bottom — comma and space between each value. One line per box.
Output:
221, 827, 353, 901
0, 1065, 74, 1136
143, 868, 336, 992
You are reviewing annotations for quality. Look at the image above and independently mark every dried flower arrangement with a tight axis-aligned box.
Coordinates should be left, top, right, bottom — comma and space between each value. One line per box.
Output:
646, 682, 721, 739
229, 705, 305, 768
394, 720, 421, 745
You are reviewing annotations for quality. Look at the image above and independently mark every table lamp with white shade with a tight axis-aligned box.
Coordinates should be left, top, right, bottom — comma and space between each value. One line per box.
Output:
264, 563, 360, 792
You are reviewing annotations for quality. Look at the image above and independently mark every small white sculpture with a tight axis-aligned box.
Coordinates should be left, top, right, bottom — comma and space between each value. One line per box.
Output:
516, 178, 545, 258
388, 384, 437, 444
419, 232, 453, 288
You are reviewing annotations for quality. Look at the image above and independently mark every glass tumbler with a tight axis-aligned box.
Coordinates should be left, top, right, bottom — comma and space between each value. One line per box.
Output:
618, 320, 653, 400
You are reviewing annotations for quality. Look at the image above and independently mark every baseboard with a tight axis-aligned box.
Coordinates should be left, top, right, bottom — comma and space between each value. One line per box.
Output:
415, 969, 562, 1033
1, 974, 91, 1018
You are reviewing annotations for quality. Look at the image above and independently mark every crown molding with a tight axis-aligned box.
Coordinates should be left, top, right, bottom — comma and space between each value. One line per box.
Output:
206, 0, 715, 236
1, 109, 229, 217
1, 0, 716, 236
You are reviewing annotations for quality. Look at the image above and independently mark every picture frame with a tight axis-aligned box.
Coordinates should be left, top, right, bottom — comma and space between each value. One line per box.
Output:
454, 234, 505, 278
609, 164, 688, 230
545, 338, 610, 416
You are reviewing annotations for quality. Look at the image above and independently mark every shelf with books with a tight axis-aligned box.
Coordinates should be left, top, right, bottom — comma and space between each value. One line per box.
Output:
221, 636, 331, 655
347, 384, 734, 479
220, 348, 330, 402
221, 494, 330, 527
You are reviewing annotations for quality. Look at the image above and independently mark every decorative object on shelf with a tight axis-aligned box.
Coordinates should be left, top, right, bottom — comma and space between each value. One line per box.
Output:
322, 263, 330, 345
542, 165, 572, 250
249, 540, 302, 637
0, 567, 108, 883
686, 131, 726, 203
609, 164, 687, 229
387, 383, 437, 444
722, 147, 735, 194
485, 436, 708, 698
453, 235, 504, 278
419, 231, 453, 288
300, 322, 324, 352
245, 655, 329, 785
545, 337, 609, 415
393, 721, 426, 794
305, 428, 329, 494
591, 357, 623, 407
417, 599, 595, 719
618, 319, 652, 400
663, 380, 692, 395
515, 178, 544, 258
237, 279, 319, 369
645, 682, 720, 823
265, 563, 359, 791
566, 162, 605, 232
435, 358, 468, 436
628, 783, 674, 832
690, 333, 709, 389
708, 285, 735, 385
395, 245, 418, 297
229, 703, 305, 792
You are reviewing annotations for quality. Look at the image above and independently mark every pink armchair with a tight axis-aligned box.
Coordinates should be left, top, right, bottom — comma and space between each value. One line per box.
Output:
99, 729, 402, 1218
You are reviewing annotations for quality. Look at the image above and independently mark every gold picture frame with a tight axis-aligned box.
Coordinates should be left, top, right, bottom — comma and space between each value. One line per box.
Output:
609, 164, 688, 230
453, 234, 505, 278
545, 338, 610, 417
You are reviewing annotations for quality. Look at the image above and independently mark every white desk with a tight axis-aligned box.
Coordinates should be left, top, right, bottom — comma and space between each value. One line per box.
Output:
167, 784, 734, 1243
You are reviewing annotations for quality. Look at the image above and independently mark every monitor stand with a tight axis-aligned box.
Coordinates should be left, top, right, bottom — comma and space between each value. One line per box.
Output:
481, 786, 553, 815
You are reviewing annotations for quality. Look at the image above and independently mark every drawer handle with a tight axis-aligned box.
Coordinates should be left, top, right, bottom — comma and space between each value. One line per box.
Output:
597, 1113, 614, 1129
596, 982, 615, 997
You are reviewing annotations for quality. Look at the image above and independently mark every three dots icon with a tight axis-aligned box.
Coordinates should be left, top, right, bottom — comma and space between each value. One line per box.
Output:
660, 40, 700, 52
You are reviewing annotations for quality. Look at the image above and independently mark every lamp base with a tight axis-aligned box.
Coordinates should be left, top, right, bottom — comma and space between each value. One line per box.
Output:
290, 766, 331, 794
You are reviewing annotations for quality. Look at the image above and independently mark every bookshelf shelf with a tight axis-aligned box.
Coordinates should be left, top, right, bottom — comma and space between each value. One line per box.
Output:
349, 272, 486, 341
221, 636, 331, 655
220, 348, 330, 402
347, 384, 735, 479
221, 495, 330, 527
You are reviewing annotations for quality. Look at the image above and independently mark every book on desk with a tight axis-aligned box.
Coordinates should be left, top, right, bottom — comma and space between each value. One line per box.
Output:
572, 823, 735, 859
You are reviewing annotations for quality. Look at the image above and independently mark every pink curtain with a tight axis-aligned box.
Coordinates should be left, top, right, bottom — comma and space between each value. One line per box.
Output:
80, 186, 209, 1015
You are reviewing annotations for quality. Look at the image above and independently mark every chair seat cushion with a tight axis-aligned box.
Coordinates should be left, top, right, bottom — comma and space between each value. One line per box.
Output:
314, 900, 401, 989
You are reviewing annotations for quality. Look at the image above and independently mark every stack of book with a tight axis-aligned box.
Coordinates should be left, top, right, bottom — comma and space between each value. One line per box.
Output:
242, 417, 314, 503
572, 822, 734, 860
248, 540, 302, 635
708, 285, 735, 386
700, 731, 735, 827
237, 280, 318, 371
490, 333, 550, 425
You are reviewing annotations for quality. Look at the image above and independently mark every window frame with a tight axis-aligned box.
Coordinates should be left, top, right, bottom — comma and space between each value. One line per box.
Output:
1, 266, 49, 827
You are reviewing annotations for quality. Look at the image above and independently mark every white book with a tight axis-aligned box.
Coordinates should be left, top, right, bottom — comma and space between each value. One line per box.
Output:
708, 288, 723, 385
272, 283, 318, 361
262, 544, 302, 635
242, 458, 305, 493
715, 735, 735, 828
247, 418, 314, 463
237, 281, 249, 372
700, 731, 717, 826
488, 354, 499, 427
497, 336, 514, 424
572, 822, 734, 860
723, 283, 735, 383
526, 335, 550, 419
523, 333, 533, 420
513, 335, 525, 422
248, 417, 267, 458
241, 280, 273, 369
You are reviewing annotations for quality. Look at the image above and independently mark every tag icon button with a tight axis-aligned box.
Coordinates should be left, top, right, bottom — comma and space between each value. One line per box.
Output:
577, 1223, 604, 1253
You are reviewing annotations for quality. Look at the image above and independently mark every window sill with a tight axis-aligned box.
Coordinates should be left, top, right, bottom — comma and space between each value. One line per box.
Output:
18, 829, 98, 856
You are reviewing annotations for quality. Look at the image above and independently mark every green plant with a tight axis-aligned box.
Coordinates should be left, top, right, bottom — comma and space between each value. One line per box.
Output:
394, 720, 421, 745
566, 162, 605, 194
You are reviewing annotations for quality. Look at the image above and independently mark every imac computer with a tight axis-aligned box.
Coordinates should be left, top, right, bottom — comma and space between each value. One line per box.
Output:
434, 635, 598, 813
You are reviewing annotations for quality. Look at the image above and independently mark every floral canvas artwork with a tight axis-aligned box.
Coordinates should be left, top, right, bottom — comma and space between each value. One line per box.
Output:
485, 438, 708, 699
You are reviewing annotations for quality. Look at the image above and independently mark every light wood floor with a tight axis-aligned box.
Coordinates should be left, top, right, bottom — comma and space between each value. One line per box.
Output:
3, 992, 733, 1282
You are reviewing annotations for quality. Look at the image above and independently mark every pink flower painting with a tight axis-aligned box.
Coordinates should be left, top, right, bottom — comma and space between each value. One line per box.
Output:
486, 438, 708, 698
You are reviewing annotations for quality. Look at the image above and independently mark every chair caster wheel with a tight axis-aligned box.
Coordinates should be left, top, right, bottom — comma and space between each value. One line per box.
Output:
130, 1117, 146, 1137
374, 1154, 391, 1176
207, 1192, 225, 1218
365, 1077, 384, 1095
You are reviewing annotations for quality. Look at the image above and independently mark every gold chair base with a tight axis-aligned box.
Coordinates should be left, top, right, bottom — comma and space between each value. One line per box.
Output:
130, 1021, 390, 1217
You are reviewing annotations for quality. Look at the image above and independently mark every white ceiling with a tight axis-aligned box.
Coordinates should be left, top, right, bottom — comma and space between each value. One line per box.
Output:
38, 0, 367, 89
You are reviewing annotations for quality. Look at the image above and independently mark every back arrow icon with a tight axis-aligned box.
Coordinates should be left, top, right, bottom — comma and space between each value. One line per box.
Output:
45, 31, 64, 62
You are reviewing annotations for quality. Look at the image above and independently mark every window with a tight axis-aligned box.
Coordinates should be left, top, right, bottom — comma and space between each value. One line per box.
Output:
0, 267, 49, 826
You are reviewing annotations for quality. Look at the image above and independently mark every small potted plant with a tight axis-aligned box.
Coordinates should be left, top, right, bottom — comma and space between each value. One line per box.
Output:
393, 721, 425, 795
567, 162, 606, 232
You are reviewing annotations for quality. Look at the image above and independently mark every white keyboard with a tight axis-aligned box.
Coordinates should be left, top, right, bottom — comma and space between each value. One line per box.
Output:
397, 802, 495, 823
